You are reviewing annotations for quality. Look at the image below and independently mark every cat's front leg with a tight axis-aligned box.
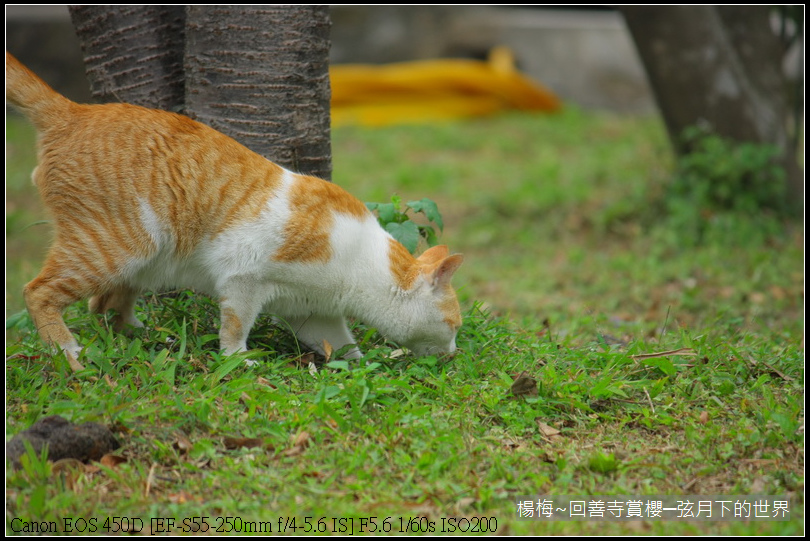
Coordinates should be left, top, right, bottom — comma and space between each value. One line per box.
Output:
283, 314, 362, 360
217, 289, 265, 359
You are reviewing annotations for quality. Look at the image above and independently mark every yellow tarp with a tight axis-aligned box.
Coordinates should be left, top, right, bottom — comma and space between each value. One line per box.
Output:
330, 46, 561, 127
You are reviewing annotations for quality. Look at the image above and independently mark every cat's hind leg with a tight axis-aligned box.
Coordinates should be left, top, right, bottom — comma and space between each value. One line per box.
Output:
24, 259, 98, 372
89, 285, 144, 333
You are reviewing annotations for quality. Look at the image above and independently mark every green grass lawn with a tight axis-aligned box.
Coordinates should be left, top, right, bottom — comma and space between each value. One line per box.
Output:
5, 109, 804, 535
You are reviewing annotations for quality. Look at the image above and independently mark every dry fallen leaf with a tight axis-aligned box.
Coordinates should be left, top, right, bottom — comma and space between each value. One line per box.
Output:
168, 490, 196, 504
741, 458, 778, 466
99, 454, 128, 468
256, 376, 277, 389
284, 431, 311, 457
291, 352, 317, 367
109, 420, 131, 435
367, 500, 438, 516
189, 356, 208, 373
748, 292, 767, 304
503, 438, 530, 452
454, 497, 476, 514
283, 446, 307, 457
322, 339, 334, 361
749, 475, 769, 494
50, 458, 86, 490
173, 432, 193, 454
302, 469, 329, 479
51, 458, 86, 474
223, 437, 265, 450
510, 371, 538, 398
536, 419, 563, 441
292, 431, 311, 448
698, 411, 709, 424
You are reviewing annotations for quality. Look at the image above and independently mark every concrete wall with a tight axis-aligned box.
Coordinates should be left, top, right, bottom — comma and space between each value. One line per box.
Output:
329, 6, 656, 113
5, 5, 92, 102
6, 5, 656, 113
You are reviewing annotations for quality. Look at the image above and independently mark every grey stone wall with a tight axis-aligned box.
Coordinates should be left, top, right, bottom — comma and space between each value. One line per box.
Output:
6, 5, 655, 112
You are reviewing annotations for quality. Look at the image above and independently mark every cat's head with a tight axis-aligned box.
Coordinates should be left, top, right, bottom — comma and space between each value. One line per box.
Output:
390, 245, 464, 357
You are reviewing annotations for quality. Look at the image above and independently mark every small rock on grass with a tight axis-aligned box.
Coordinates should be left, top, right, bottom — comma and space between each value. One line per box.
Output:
6, 415, 120, 468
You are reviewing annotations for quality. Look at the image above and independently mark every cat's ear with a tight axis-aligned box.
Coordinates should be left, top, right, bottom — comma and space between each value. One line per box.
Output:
417, 245, 450, 265
428, 253, 464, 288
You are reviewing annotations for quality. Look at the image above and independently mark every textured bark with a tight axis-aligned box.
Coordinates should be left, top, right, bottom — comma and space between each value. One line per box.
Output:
69, 5, 333, 180
184, 6, 332, 179
620, 6, 803, 211
68, 5, 186, 111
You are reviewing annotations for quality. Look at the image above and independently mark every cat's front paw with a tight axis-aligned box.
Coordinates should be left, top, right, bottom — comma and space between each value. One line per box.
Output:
62, 344, 86, 372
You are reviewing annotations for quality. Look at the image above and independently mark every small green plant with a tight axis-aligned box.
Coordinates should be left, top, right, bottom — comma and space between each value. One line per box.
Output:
657, 125, 790, 246
588, 452, 620, 474
366, 195, 444, 253
670, 125, 787, 215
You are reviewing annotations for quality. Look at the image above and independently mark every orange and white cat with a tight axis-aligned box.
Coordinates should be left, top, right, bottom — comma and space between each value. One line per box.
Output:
6, 52, 464, 372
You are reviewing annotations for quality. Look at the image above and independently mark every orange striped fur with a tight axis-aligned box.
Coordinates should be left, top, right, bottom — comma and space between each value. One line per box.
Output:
6, 52, 464, 371
274, 175, 369, 263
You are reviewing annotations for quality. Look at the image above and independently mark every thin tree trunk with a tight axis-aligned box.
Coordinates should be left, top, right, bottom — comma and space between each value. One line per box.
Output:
184, 5, 332, 179
68, 5, 186, 111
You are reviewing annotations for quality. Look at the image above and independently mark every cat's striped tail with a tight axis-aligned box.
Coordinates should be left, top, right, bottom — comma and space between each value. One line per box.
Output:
6, 52, 72, 131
